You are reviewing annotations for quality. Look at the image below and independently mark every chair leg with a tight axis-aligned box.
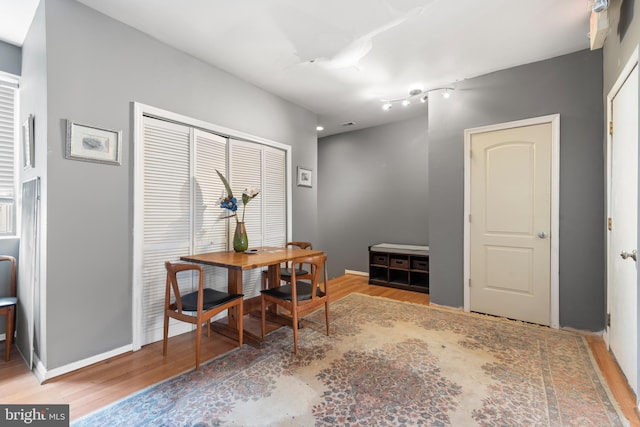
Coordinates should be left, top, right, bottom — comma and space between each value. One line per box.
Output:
162, 312, 169, 357
237, 302, 243, 348
195, 321, 202, 371
206, 319, 211, 338
325, 301, 330, 336
292, 307, 299, 354
261, 296, 266, 340
5, 306, 14, 362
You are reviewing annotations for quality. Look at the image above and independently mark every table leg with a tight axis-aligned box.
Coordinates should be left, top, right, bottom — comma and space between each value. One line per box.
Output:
209, 268, 264, 348
227, 269, 242, 329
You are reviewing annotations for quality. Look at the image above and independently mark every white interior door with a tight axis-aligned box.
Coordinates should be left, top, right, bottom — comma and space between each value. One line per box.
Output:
469, 123, 552, 325
609, 63, 638, 396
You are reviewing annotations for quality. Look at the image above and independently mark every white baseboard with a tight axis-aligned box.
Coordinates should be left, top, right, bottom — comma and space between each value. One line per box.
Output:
34, 344, 133, 383
344, 269, 368, 277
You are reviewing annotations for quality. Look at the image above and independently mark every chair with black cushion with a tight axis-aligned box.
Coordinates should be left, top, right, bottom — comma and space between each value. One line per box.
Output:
0, 255, 17, 362
260, 254, 329, 354
260, 241, 313, 290
163, 261, 244, 370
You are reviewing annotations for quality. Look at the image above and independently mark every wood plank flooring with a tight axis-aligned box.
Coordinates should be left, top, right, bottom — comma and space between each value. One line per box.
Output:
1, 274, 638, 425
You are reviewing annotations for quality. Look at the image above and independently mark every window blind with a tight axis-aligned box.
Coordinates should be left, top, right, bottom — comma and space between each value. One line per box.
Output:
0, 84, 15, 235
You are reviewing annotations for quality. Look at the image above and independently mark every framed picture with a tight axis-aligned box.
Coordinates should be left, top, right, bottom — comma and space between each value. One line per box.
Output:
22, 114, 35, 169
297, 166, 312, 188
65, 120, 122, 165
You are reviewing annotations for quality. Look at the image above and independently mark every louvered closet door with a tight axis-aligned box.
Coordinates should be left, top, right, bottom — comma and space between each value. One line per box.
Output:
263, 146, 287, 247
142, 117, 193, 344
230, 139, 264, 297
193, 129, 228, 292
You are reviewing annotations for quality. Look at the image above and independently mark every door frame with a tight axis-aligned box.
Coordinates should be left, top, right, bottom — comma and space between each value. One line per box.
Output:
463, 114, 560, 328
605, 45, 639, 349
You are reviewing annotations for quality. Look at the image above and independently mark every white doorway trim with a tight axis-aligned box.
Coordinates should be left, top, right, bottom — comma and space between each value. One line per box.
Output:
605, 45, 639, 348
463, 114, 560, 328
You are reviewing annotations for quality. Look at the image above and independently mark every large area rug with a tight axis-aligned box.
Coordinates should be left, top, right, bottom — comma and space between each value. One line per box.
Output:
73, 293, 628, 426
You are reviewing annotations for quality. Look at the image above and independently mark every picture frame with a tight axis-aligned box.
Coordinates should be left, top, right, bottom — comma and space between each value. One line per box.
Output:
65, 120, 122, 165
22, 114, 35, 169
297, 166, 312, 188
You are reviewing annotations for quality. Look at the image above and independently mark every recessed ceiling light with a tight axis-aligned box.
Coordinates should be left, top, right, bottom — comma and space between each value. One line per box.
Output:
316, 126, 324, 131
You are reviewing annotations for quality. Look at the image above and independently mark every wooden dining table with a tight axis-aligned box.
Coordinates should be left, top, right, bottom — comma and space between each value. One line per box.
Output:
180, 246, 324, 347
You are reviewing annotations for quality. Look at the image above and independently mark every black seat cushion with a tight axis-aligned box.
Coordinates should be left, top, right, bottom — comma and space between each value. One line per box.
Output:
280, 268, 309, 278
0, 296, 17, 308
260, 281, 322, 301
180, 288, 243, 312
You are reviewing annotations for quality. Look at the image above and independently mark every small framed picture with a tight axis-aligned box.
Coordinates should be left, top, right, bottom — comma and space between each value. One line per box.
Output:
297, 166, 312, 188
22, 114, 35, 169
65, 120, 122, 165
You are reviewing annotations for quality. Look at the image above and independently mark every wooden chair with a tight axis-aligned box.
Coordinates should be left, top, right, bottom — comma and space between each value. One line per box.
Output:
163, 261, 244, 370
260, 254, 329, 353
0, 256, 17, 362
261, 241, 313, 290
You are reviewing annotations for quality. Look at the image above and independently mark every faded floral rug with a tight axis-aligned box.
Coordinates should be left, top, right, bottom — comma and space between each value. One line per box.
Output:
73, 293, 628, 426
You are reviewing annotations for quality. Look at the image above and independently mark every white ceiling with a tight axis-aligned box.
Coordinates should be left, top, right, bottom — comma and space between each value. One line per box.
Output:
2, 0, 592, 136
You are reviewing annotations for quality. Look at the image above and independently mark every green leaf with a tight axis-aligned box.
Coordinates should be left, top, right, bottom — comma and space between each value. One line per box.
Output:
216, 169, 234, 199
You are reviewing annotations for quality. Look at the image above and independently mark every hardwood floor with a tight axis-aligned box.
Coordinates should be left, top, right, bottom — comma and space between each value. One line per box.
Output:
1, 274, 638, 425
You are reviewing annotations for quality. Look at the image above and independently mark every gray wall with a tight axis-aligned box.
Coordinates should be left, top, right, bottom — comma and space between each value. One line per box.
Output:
27, 0, 318, 369
0, 40, 21, 75
428, 49, 604, 330
318, 115, 428, 278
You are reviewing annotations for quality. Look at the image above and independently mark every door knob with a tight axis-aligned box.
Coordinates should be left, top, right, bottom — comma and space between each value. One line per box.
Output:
537, 232, 548, 239
620, 250, 637, 261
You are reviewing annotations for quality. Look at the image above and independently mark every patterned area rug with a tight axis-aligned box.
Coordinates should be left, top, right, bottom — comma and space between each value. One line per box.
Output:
73, 293, 628, 426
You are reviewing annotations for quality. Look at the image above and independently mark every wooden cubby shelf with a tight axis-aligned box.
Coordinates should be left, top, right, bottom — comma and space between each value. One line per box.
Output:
368, 243, 429, 294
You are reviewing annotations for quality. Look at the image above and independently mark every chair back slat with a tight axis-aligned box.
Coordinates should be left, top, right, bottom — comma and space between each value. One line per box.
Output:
165, 261, 204, 313
290, 254, 327, 301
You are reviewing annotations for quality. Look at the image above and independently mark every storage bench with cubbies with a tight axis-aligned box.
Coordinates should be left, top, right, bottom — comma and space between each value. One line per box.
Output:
368, 243, 429, 293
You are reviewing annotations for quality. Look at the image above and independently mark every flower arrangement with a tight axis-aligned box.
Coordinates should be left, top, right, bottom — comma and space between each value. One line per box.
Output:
216, 169, 260, 223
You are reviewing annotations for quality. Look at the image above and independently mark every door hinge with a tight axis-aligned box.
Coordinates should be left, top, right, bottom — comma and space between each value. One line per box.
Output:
609, 121, 614, 136
468, 214, 472, 223
607, 217, 612, 231
607, 312, 611, 327
468, 278, 472, 287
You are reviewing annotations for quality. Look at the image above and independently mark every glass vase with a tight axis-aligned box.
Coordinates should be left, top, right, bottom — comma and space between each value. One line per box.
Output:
233, 222, 249, 252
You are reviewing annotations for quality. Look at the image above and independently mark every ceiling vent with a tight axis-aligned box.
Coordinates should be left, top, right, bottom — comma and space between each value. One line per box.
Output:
341, 122, 356, 127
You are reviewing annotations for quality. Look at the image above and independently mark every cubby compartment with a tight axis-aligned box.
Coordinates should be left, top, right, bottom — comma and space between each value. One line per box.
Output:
369, 266, 388, 283
389, 255, 409, 269
411, 272, 429, 289
371, 253, 389, 266
368, 244, 429, 294
411, 257, 429, 272
389, 269, 409, 285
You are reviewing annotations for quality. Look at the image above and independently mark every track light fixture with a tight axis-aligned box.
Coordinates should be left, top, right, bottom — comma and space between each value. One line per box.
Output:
592, 0, 608, 13
381, 86, 454, 111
